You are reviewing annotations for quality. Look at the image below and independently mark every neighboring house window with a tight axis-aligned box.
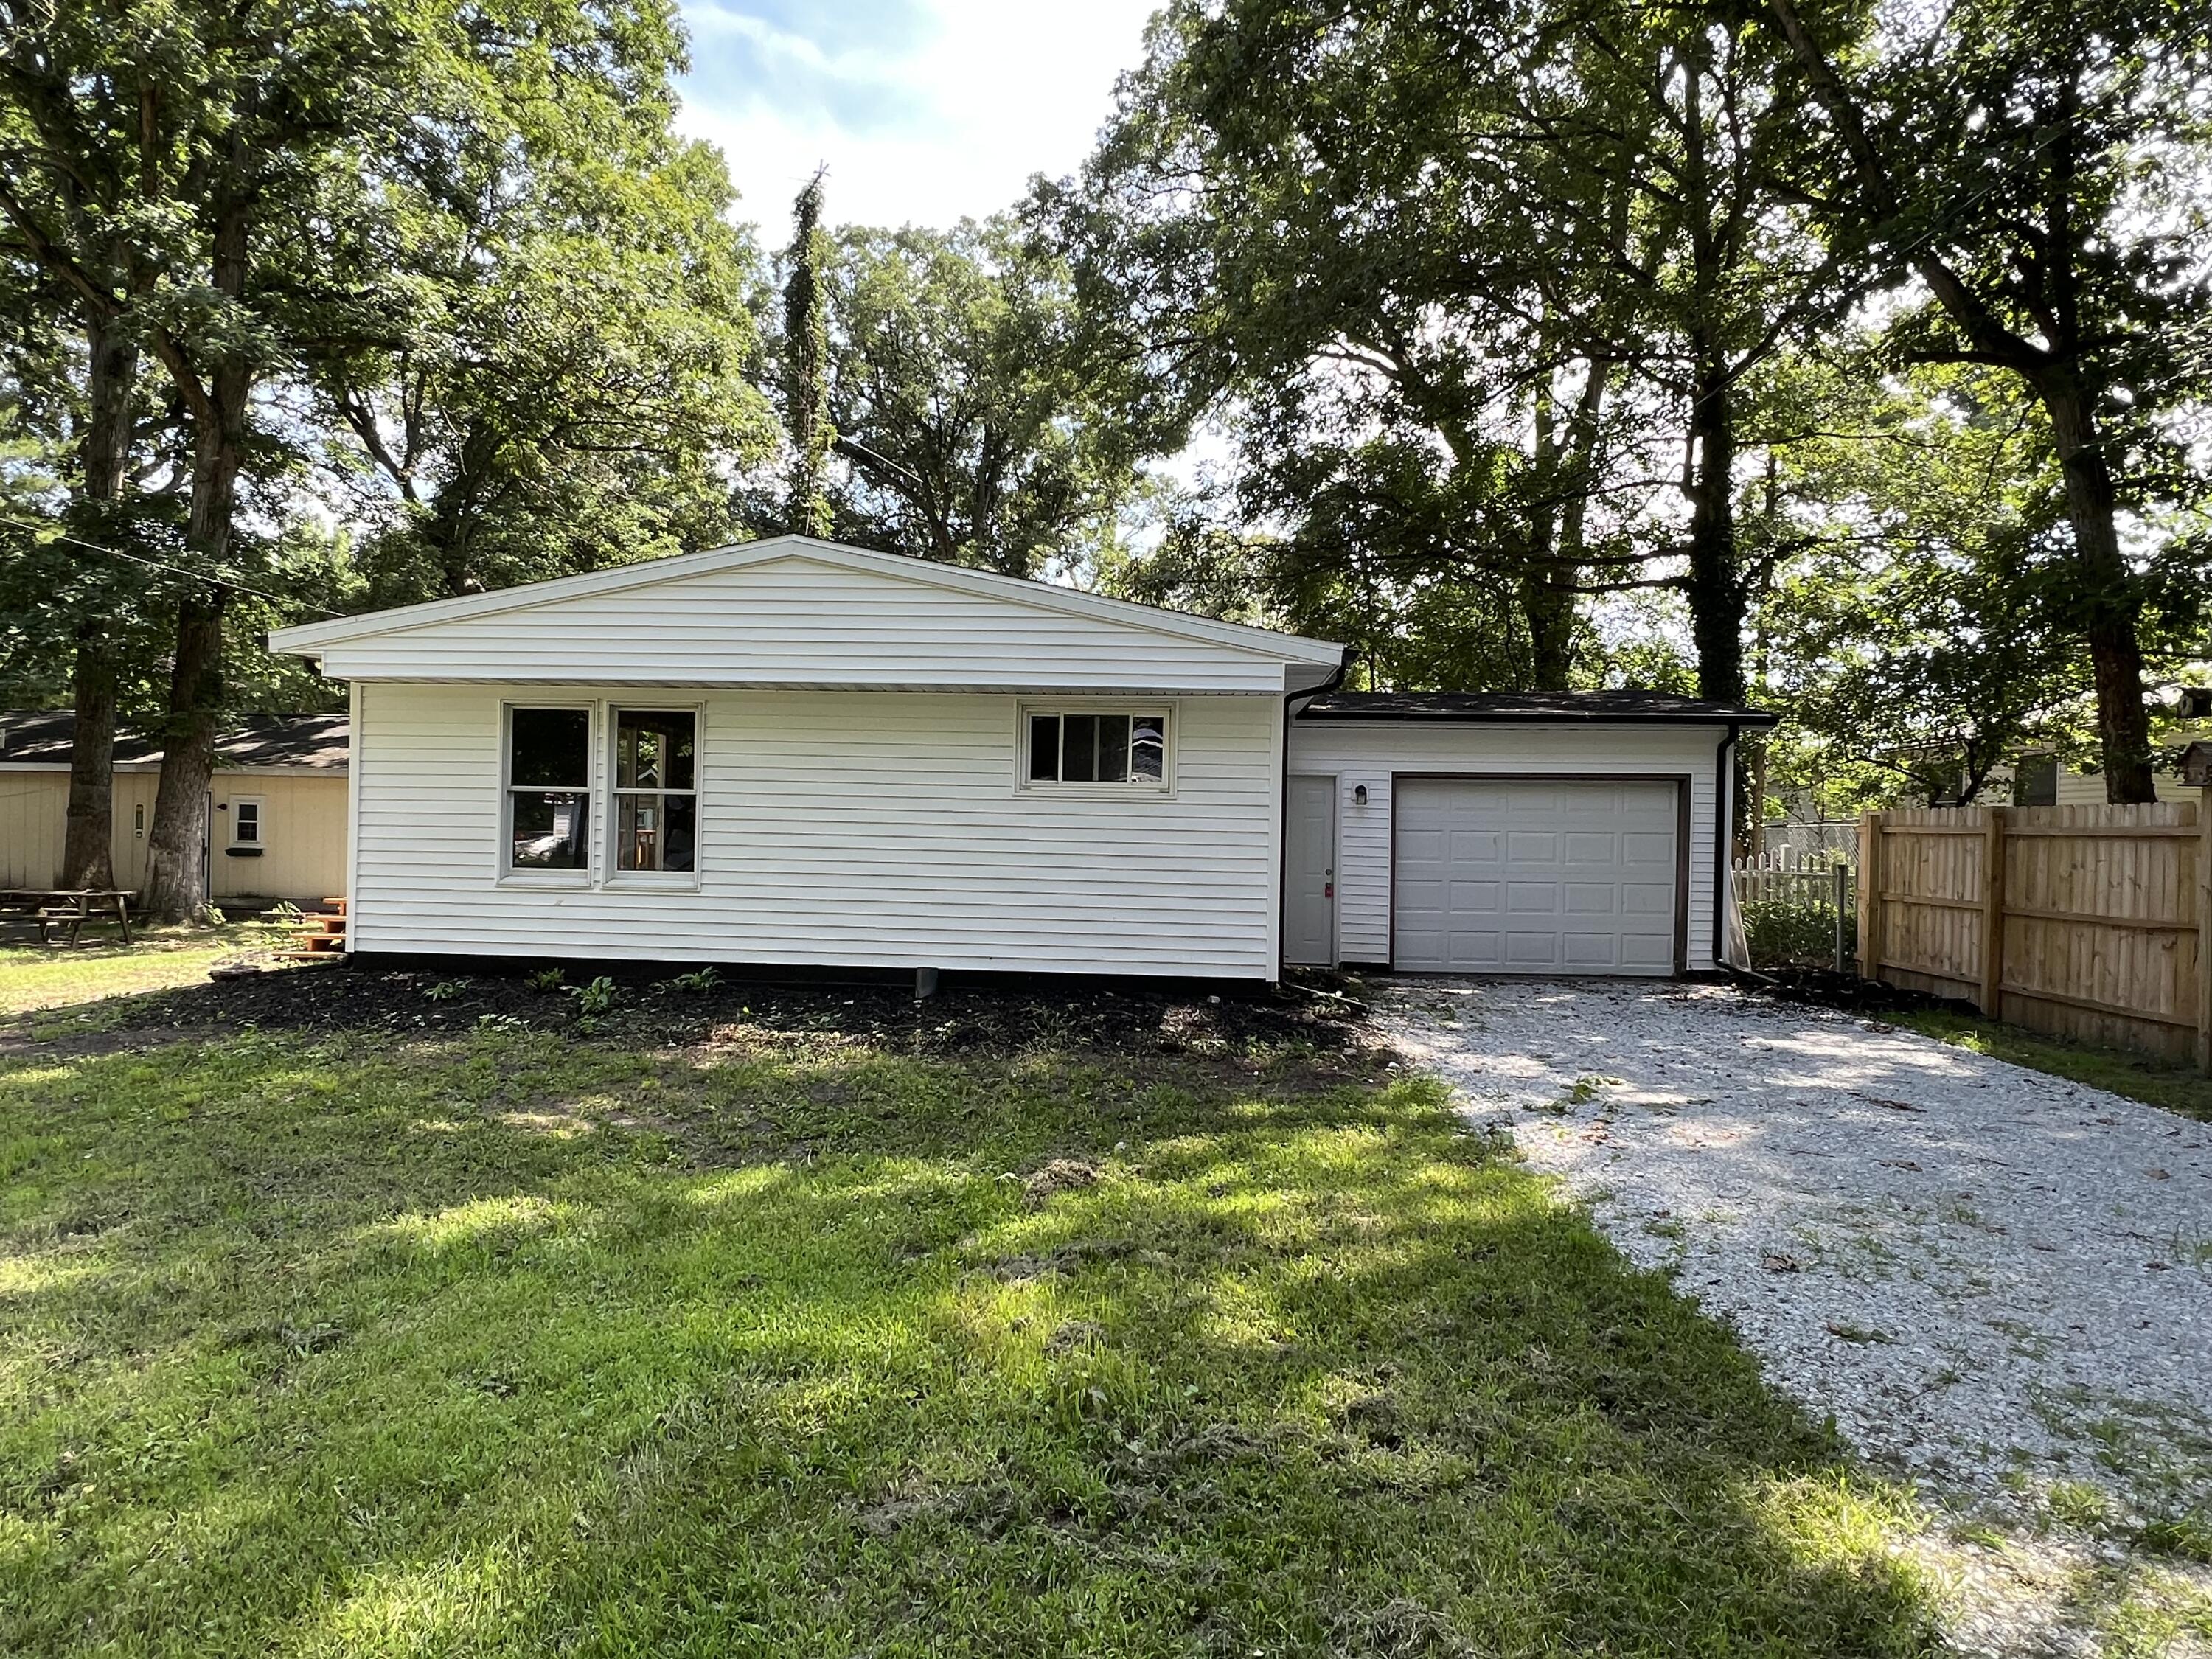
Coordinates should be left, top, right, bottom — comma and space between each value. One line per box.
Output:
2014, 756, 2058, 808
232, 797, 263, 846
612, 709, 697, 873
2182, 687, 2212, 720
1023, 709, 1169, 788
507, 707, 591, 871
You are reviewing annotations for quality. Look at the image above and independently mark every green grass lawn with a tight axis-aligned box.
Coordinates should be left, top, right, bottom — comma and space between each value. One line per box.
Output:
0, 966, 1935, 1656
0, 923, 284, 1018
1893, 1009, 2212, 1124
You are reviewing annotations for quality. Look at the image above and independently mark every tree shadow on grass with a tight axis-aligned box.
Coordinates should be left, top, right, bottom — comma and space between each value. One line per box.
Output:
0, 1022, 1938, 1657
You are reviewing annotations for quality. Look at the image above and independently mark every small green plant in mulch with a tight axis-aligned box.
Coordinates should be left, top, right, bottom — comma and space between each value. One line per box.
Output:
568, 975, 617, 1015
526, 967, 566, 993
422, 978, 467, 1003
666, 967, 720, 995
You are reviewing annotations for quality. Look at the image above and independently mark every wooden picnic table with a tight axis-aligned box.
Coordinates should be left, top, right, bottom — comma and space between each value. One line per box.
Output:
0, 888, 133, 947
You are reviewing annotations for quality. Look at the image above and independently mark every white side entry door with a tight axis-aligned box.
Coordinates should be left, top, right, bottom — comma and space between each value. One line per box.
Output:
1284, 774, 1337, 966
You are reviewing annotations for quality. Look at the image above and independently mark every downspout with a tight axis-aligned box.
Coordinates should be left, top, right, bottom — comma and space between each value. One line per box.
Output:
1278, 650, 1352, 981
1714, 720, 1740, 971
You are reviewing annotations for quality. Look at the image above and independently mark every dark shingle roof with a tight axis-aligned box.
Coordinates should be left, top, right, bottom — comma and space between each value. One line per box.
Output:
0, 710, 349, 769
1297, 690, 1778, 726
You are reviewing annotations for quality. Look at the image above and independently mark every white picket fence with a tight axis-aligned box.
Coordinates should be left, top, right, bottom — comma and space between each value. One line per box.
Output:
1745, 821, 1858, 869
1733, 851, 1857, 972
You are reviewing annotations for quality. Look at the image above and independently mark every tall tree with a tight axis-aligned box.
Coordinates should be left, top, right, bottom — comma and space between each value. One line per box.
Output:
817, 218, 1150, 578
1, 0, 700, 918
782, 170, 834, 539
313, 113, 771, 604
0, 29, 171, 889
1761, 361, 2095, 806
1758, 0, 2212, 799
1051, 0, 1847, 704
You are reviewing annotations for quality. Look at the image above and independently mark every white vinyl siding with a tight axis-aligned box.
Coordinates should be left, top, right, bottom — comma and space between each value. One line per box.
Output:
310, 553, 1301, 693
1284, 720, 1728, 971
350, 684, 1283, 978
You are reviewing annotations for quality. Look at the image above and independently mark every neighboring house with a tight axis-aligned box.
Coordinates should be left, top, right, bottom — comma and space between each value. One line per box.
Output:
268, 535, 1774, 981
0, 711, 349, 905
2011, 690, 2211, 805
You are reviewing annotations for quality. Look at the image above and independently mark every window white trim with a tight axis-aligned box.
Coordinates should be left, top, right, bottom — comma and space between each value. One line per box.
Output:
229, 795, 264, 846
498, 702, 596, 886
604, 702, 704, 891
1015, 700, 1175, 797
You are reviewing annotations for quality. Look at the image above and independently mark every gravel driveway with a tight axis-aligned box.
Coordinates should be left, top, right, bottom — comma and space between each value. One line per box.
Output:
1380, 978, 2212, 1655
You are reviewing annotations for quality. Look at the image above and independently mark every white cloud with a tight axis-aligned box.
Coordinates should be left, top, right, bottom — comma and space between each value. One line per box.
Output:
674, 0, 1160, 232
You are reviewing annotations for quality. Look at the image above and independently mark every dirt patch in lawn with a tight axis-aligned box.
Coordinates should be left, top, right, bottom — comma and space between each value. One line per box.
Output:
69, 959, 1371, 1062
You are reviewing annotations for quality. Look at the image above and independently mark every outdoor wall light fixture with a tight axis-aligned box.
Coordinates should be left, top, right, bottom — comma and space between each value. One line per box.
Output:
1354, 785, 1368, 806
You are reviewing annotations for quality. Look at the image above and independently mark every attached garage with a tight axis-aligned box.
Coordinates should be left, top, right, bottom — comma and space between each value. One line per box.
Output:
1282, 692, 1775, 975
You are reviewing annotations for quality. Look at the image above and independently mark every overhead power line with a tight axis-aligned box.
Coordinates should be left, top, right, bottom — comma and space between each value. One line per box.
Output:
0, 515, 343, 617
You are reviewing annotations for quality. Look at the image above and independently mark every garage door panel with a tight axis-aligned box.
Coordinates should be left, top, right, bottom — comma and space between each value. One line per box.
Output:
1394, 778, 1677, 975
1563, 882, 1619, 915
1397, 880, 1447, 913
1399, 829, 1447, 862
1447, 832, 1503, 864
1506, 830, 1559, 863
1447, 880, 1502, 914
1504, 931, 1564, 964
1562, 830, 1619, 863
1563, 931, 1624, 967
1506, 881, 1560, 913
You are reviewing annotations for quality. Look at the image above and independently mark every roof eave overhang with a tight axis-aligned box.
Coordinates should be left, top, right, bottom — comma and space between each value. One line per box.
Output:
268, 536, 1346, 672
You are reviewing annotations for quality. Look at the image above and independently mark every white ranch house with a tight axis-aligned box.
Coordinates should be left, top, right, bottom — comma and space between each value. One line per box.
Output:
268, 536, 1772, 981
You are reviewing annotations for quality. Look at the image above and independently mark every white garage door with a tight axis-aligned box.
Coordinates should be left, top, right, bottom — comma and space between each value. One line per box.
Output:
1393, 778, 1679, 974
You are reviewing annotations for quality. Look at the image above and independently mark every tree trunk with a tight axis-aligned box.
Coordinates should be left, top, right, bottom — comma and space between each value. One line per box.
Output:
2045, 382, 2155, 801
1683, 364, 1745, 706
60, 320, 139, 890
142, 171, 254, 925
140, 591, 227, 922
62, 637, 119, 890
1522, 574, 1576, 691
1682, 358, 1755, 854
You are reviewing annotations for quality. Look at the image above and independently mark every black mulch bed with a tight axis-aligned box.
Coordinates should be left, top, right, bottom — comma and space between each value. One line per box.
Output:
105, 959, 1372, 1060
1742, 964, 1980, 1019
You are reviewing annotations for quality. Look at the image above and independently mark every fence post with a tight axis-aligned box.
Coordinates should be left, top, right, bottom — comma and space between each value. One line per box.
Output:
2198, 787, 2211, 1074
1857, 810, 1882, 982
1980, 806, 2009, 1018
1832, 858, 1849, 975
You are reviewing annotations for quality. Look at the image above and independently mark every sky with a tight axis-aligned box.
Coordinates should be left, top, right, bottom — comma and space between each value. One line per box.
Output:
672, 0, 1162, 234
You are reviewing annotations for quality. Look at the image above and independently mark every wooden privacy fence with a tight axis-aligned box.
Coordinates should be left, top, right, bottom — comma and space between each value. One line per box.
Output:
1858, 799, 2212, 1070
